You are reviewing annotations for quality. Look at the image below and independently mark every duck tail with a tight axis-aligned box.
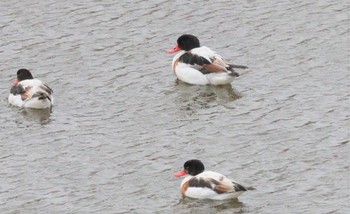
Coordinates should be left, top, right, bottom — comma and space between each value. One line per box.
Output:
233, 182, 248, 191
246, 186, 256, 191
232, 181, 256, 191
228, 64, 248, 69
227, 69, 240, 77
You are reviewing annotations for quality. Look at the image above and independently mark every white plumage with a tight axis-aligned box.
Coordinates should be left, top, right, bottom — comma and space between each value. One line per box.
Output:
180, 171, 246, 200
175, 159, 253, 200
168, 35, 247, 85
8, 69, 54, 109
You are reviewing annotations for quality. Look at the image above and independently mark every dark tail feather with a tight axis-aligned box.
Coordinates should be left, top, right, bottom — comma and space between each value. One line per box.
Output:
246, 186, 256, 190
233, 182, 248, 192
228, 70, 240, 77
226, 66, 240, 77
229, 64, 248, 69
227, 64, 247, 77
233, 181, 256, 192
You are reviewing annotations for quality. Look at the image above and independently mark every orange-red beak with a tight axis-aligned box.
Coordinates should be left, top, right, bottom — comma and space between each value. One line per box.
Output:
167, 44, 181, 54
174, 169, 187, 177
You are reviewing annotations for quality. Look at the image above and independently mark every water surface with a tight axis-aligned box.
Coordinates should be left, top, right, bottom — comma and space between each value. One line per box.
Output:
0, 0, 349, 213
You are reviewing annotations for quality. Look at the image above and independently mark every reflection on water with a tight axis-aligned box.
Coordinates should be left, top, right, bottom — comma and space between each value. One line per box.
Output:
213, 85, 242, 106
213, 199, 246, 213
175, 197, 247, 213
0, 0, 348, 213
21, 108, 52, 124
174, 81, 241, 114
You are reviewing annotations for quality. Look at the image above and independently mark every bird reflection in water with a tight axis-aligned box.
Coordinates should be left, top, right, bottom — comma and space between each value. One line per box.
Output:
21, 107, 52, 124
174, 80, 241, 114
176, 197, 247, 213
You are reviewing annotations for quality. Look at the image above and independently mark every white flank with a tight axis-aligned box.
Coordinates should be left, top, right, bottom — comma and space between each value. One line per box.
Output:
8, 79, 53, 109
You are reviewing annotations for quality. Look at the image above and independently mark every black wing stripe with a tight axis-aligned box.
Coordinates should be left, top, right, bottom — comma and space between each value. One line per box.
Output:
179, 52, 211, 66
188, 177, 213, 189
10, 84, 25, 95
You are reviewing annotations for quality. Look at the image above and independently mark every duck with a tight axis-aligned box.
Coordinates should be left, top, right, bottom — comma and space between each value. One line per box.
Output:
8, 69, 54, 109
167, 34, 248, 85
174, 159, 254, 200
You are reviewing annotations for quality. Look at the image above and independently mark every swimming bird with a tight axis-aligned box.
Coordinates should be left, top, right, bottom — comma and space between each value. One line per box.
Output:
168, 34, 248, 85
8, 69, 54, 109
174, 159, 253, 200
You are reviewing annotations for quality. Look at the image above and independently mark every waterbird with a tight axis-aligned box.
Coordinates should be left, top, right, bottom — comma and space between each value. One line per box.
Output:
174, 159, 254, 200
168, 34, 247, 85
8, 69, 54, 109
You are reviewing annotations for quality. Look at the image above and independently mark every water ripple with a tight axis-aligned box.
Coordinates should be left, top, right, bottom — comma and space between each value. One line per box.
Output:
0, 0, 349, 213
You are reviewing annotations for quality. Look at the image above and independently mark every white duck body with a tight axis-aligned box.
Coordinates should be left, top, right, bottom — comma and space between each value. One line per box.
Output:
180, 171, 246, 200
8, 79, 54, 109
172, 46, 235, 85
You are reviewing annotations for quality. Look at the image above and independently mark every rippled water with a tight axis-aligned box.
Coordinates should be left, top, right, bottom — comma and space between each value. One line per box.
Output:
0, 0, 349, 213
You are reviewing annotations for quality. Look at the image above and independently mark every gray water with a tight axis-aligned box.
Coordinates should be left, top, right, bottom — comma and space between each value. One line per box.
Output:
0, 0, 349, 213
